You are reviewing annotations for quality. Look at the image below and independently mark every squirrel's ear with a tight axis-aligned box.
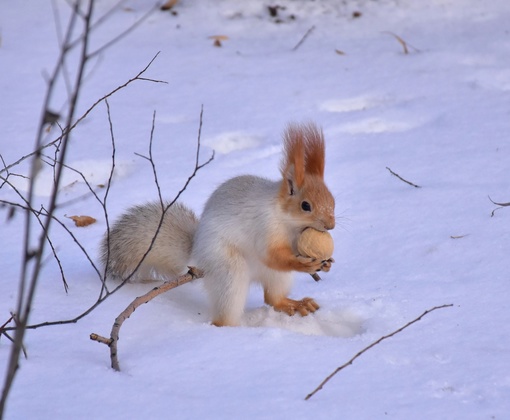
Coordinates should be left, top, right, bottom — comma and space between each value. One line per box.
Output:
303, 123, 325, 179
282, 164, 299, 196
281, 125, 306, 188
286, 177, 296, 196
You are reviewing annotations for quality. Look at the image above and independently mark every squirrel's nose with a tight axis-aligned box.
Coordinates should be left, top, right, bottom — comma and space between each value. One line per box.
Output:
324, 217, 335, 230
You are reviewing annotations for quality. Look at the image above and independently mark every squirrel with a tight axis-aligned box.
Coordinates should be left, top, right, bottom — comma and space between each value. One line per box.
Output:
100, 122, 336, 327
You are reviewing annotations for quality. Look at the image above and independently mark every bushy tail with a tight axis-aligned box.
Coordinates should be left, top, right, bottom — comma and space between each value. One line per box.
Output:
100, 202, 198, 281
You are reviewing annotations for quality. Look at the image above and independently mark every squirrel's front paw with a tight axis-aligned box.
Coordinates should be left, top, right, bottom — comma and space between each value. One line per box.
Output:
320, 257, 335, 272
271, 297, 320, 317
296, 255, 325, 273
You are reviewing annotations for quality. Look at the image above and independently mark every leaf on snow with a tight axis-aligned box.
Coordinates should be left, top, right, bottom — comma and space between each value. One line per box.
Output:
66, 215, 97, 227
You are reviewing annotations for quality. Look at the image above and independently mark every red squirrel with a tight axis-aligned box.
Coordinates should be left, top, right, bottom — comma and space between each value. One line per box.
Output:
100, 122, 335, 326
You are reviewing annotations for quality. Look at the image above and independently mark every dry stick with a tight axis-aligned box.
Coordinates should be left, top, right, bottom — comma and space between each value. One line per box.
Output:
0, 314, 28, 359
8, 314, 28, 358
0, 315, 14, 335
386, 167, 421, 188
90, 267, 204, 371
382, 31, 419, 55
488, 195, 510, 217
292, 25, 315, 51
305, 303, 454, 401
98, 98, 117, 297
134, 110, 164, 207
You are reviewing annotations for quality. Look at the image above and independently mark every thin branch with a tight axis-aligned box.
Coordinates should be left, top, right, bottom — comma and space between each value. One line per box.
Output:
292, 25, 315, 51
98, 98, 116, 295
0, 195, 101, 294
134, 110, 164, 207
90, 267, 204, 371
0, 315, 14, 335
88, 4, 159, 58
0, 179, 68, 293
160, 105, 215, 214
305, 303, 454, 400
0, 53, 166, 176
488, 195, 510, 217
386, 167, 421, 188
382, 31, 419, 55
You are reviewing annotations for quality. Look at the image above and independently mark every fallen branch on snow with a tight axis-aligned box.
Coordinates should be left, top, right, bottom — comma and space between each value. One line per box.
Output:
386, 166, 421, 188
90, 267, 204, 371
488, 195, 510, 217
382, 32, 419, 55
305, 303, 454, 400
292, 25, 315, 51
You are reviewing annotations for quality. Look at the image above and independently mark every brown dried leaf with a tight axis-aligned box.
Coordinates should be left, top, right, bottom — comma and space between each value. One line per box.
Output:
66, 215, 97, 227
208, 35, 229, 47
160, 0, 178, 11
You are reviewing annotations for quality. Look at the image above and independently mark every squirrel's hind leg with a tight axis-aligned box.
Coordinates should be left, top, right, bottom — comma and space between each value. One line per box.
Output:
200, 245, 250, 327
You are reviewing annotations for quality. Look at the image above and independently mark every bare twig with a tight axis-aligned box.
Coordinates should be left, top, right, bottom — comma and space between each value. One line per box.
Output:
88, 4, 159, 58
0, 314, 27, 359
382, 31, 419, 55
305, 303, 454, 400
292, 25, 315, 51
450, 234, 469, 239
90, 267, 204, 371
386, 167, 421, 188
488, 195, 510, 217
89, 333, 112, 346
0, 53, 166, 177
98, 98, 116, 296
0, 315, 14, 336
133, 110, 164, 207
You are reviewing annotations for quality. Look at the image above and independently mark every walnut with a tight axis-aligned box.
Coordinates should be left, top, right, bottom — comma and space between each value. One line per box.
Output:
297, 227, 334, 260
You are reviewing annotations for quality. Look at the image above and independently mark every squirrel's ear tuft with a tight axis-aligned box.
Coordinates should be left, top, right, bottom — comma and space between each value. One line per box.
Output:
281, 124, 306, 188
302, 123, 325, 178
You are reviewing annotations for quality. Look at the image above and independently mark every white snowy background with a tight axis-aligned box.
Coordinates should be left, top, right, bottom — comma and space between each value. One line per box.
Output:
1, 0, 509, 418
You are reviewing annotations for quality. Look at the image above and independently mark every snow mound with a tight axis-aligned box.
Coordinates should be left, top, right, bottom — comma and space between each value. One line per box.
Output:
243, 306, 365, 337
204, 131, 261, 154
8, 159, 135, 197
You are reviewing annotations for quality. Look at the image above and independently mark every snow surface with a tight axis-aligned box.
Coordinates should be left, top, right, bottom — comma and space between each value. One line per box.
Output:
1, 0, 510, 418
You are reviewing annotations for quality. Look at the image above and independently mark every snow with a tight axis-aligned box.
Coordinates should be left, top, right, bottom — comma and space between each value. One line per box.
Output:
1, 0, 510, 418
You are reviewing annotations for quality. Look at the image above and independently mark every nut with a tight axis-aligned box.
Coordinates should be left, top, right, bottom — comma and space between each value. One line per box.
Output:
297, 228, 334, 260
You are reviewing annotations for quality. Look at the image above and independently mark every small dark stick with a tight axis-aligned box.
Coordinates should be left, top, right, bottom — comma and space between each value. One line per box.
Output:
90, 267, 204, 371
488, 195, 510, 217
305, 303, 454, 400
386, 167, 421, 188
292, 25, 315, 51
311, 273, 321, 281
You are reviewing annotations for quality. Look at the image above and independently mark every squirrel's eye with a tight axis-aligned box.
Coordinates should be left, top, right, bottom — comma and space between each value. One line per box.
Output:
301, 201, 312, 212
